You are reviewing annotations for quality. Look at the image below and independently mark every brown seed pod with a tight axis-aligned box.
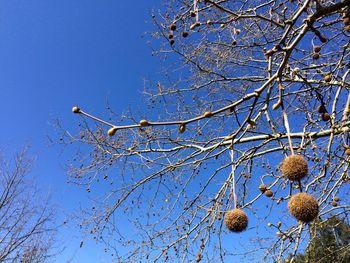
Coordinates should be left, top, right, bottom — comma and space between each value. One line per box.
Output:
168, 33, 174, 39
321, 113, 331, 121
224, 209, 248, 232
190, 11, 196, 17
178, 124, 186, 133
333, 196, 340, 202
312, 53, 320, 60
281, 155, 308, 181
182, 31, 189, 38
265, 189, 273, 197
331, 201, 338, 207
313, 45, 321, 53
316, 104, 327, 113
343, 17, 350, 26
170, 23, 176, 31
345, 25, 350, 32
207, 19, 213, 26
259, 184, 267, 192
346, 149, 350, 156
203, 111, 214, 118
107, 127, 117, 136
288, 193, 319, 223
72, 106, 80, 113
324, 74, 332, 82
139, 120, 150, 127
169, 39, 175, 46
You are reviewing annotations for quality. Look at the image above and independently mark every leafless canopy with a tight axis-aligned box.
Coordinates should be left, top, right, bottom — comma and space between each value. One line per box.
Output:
66, 0, 350, 262
0, 150, 56, 263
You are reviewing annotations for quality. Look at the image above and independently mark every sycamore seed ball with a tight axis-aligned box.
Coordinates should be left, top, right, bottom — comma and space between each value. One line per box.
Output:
265, 189, 273, 197
324, 74, 332, 82
281, 155, 308, 181
72, 106, 80, 113
288, 193, 319, 223
108, 127, 117, 136
140, 120, 150, 127
224, 209, 248, 232
259, 184, 267, 192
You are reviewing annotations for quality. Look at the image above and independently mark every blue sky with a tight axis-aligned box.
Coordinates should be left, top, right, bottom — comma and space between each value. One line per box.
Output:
0, 1, 161, 261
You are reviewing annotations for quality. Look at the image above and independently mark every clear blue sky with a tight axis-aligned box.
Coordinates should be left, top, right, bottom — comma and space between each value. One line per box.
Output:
0, 1, 161, 261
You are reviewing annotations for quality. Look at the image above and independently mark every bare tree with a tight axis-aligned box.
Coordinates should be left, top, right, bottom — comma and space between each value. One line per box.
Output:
66, 0, 350, 262
0, 149, 56, 262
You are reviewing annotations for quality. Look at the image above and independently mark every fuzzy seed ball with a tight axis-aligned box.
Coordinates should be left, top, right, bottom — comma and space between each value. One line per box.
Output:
312, 53, 320, 60
72, 106, 80, 113
179, 124, 186, 133
259, 184, 267, 192
265, 189, 273, 197
281, 155, 308, 181
182, 31, 189, 38
331, 201, 338, 207
321, 113, 331, 121
324, 74, 332, 82
108, 127, 117, 136
316, 104, 327, 113
344, 17, 350, 25
170, 23, 176, 31
139, 120, 150, 127
333, 196, 340, 202
313, 45, 321, 53
288, 193, 319, 223
224, 209, 248, 232
345, 149, 350, 156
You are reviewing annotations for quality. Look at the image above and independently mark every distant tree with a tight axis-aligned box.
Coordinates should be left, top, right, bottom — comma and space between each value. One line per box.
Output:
66, 0, 350, 262
293, 215, 350, 263
0, 149, 56, 262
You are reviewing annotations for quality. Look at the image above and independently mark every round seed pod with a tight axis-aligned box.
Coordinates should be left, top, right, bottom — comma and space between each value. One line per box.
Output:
203, 111, 214, 118
224, 209, 248, 232
207, 19, 213, 26
265, 189, 273, 197
321, 113, 331, 121
331, 201, 338, 207
139, 120, 150, 127
324, 74, 332, 82
281, 155, 308, 181
182, 31, 189, 38
345, 25, 350, 32
313, 45, 321, 53
170, 23, 176, 31
288, 193, 319, 223
107, 127, 117, 136
333, 196, 340, 202
169, 39, 175, 46
259, 184, 267, 192
168, 33, 174, 39
72, 106, 80, 113
178, 124, 186, 133
343, 17, 350, 26
190, 11, 196, 17
316, 104, 327, 113
345, 149, 350, 156
312, 53, 320, 60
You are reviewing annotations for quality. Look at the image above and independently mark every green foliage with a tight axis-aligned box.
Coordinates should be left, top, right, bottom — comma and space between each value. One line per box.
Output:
293, 216, 350, 263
